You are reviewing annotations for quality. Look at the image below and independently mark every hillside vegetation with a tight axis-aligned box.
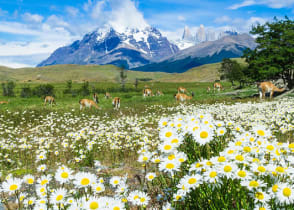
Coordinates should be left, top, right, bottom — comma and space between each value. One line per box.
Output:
0, 58, 245, 83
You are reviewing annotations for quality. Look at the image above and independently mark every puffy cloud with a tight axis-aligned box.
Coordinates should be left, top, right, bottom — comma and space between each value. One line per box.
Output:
229, 0, 294, 9
214, 16, 231, 24
22, 13, 43, 23
108, 0, 149, 32
177, 15, 186, 21
66, 6, 79, 17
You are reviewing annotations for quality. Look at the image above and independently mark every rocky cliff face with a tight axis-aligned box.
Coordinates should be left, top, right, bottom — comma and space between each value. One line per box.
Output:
38, 26, 179, 68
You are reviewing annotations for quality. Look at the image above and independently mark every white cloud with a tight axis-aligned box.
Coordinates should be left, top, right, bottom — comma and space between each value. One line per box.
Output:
214, 16, 231, 24
22, 13, 43, 23
108, 0, 149, 32
177, 15, 186, 21
0, 21, 41, 36
229, 0, 294, 9
66, 6, 79, 17
91, 0, 106, 19
0, 8, 8, 16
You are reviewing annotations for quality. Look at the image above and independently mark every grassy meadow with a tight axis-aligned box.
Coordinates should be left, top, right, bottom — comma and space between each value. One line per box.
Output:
0, 63, 294, 209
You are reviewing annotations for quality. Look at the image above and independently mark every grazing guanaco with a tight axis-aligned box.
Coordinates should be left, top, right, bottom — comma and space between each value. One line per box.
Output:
143, 88, 153, 97
79, 93, 99, 110
213, 82, 223, 92
174, 92, 194, 102
44, 96, 56, 106
207, 87, 211, 93
258, 81, 286, 99
105, 92, 111, 99
112, 97, 121, 109
178, 87, 187, 93
0, 101, 8, 105
156, 90, 164, 96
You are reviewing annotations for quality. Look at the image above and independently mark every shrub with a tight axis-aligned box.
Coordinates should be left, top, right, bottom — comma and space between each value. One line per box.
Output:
1, 81, 15, 97
20, 86, 32, 98
33, 84, 55, 97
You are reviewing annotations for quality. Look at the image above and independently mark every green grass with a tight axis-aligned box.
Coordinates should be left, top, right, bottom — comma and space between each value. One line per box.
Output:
0, 58, 245, 83
0, 80, 258, 113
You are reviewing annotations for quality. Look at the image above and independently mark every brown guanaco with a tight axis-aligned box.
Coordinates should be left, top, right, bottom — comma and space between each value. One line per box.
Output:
177, 87, 187, 93
174, 92, 194, 102
79, 93, 99, 110
258, 81, 286, 99
44, 96, 56, 106
0, 101, 8, 105
213, 82, 223, 92
112, 97, 121, 109
143, 88, 153, 97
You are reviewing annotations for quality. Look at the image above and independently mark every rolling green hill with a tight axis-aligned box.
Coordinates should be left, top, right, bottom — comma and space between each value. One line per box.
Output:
0, 58, 245, 83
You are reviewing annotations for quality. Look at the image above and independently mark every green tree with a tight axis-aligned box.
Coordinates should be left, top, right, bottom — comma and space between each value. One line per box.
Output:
119, 65, 127, 91
219, 58, 245, 87
1, 81, 15, 96
243, 17, 294, 89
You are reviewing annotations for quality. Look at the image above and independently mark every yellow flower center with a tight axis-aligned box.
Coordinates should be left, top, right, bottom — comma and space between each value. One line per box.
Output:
81, 178, 90, 186
255, 192, 264, 200
276, 166, 284, 173
176, 195, 181, 200
61, 172, 69, 179
179, 158, 184, 162
220, 130, 224, 134
142, 156, 148, 161
249, 180, 259, 188
9, 184, 18, 191
200, 131, 209, 139
28, 200, 33, 205
235, 155, 244, 161
134, 195, 139, 200
188, 178, 197, 184
193, 126, 199, 131
224, 165, 232, 172
166, 163, 174, 169
206, 161, 212, 166
266, 145, 274, 151
257, 166, 266, 173
114, 180, 119, 185
259, 208, 266, 210
140, 197, 146, 203
243, 147, 251, 152
283, 188, 291, 197
56, 195, 63, 201
89, 201, 99, 209
164, 145, 172, 151
209, 171, 217, 178
168, 154, 175, 160
218, 156, 226, 162
165, 132, 172, 138
162, 122, 167, 126
148, 175, 154, 179
289, 143, 294, 149
272, 184, 278, 192
235, 141, 242, 146
113, 207, 120, 210
171, 139, 179, 144
41, 180, 48, 185
237, 170, 246, 178
27, 178, 34, 184
96, 186, 102, 191
257, 130, 265, 136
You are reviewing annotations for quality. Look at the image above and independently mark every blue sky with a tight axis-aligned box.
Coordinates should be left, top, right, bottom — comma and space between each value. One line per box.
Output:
0, 0, 293, 67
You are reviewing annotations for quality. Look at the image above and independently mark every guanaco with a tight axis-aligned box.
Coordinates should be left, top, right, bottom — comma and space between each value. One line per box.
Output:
258, 81, 286, 99
79, 93, 99, 110
44, 96, 56, 106
105, 92, 111, 99
112, 97, 121, 109
0, 101, 8, 105
207, 87, 211, 93
178, 87, 187, 93
213, 82, 223, 92
156, 90, 164, 96
143, 88, 153, 97
175, 92, 194, 102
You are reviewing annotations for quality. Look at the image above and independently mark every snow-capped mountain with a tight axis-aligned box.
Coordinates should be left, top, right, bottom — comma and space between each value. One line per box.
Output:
175, 25, 239, 50
38, 26, 179, 68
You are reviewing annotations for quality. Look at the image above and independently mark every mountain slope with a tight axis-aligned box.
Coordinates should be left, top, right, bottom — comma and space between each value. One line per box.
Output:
133, 34, 256, 73
38, 27, 179, 69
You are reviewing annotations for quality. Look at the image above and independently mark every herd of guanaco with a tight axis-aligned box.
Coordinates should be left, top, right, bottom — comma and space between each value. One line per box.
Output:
0, 81, 287, 109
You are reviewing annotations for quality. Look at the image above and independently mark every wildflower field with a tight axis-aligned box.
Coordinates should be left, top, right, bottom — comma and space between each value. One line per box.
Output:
0, 82, 293, 210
